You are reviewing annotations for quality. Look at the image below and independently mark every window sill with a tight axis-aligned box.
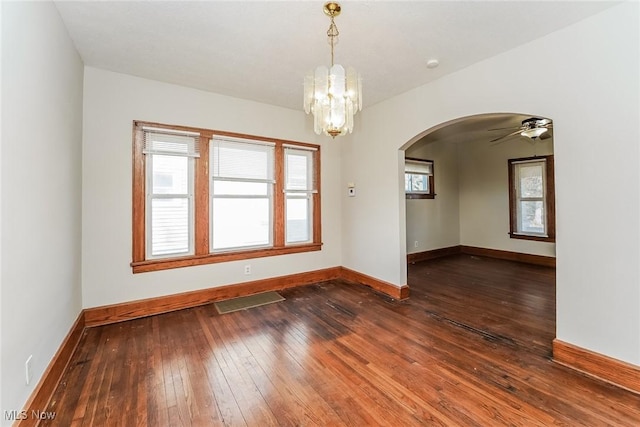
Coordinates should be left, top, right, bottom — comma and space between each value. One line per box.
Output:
509, 232, 555, 243
131, 243, 322, 273
406, 193, 436, 200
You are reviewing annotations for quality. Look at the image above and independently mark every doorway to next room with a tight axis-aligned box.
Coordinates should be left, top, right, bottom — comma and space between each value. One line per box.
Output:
402, 112, 556, 355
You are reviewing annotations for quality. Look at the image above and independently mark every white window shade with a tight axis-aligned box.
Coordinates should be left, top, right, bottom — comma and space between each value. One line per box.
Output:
143, 128, 200, 157
285, 147, 317, 192
211, 137, 275, 182
405, 159, 433, 175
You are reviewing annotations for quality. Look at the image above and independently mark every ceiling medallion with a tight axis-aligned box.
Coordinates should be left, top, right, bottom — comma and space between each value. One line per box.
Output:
304, 2, 362, 138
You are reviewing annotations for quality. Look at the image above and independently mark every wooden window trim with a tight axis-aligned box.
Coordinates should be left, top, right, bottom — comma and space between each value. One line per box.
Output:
132, 121, 322, 273
405, 157, 436, 199
508, 155, 555, 243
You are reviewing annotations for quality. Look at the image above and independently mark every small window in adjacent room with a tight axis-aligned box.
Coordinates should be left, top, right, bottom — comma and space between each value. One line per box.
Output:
508, 155, 555, 242
405, 158, 435, 199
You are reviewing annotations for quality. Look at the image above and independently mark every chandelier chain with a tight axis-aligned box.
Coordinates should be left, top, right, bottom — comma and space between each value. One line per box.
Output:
327, 17, 339, 66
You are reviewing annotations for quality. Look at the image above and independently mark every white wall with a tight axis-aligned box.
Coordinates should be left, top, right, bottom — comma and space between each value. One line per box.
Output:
1, 1, 83, 422
342, 3, 639, 365
0, 0, 4, 415
82, 67, 342, 308
405, 139, 460, 253
458, 136, 555, 257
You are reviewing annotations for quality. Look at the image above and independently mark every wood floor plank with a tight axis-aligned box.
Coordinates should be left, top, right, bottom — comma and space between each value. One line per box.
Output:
43, 255, 640, 426
219, 307, 342, 426
203, 310, 280, 426
194, 309, 248, 427
257, 311, 398, 426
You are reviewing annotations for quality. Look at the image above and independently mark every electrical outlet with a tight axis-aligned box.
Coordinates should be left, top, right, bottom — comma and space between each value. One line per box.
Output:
414, 240, 419, 248
244, 265, 251, 275
25, 355, 33, 385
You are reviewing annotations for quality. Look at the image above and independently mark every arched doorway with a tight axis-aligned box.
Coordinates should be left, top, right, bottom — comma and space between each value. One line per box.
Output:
402, 112, 557, 355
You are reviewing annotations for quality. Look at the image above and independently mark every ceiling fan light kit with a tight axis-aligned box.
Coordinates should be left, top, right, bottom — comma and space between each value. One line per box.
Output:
520, 127, 548, 139
303, 2, 362, 138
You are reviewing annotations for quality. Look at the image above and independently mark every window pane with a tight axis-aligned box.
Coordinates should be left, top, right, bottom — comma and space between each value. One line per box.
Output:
406, 173, 429, 193
152, 155, 189, 194
212, 198, 270, 250
518, 164, 543, 198
150, 198, 190, 256
286, 150, 312, 190
213, 181, 268, 196
286, 196, 310, 243
519, 200, 545, 234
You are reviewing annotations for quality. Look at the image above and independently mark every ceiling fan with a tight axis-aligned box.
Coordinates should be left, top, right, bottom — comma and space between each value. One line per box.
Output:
489, 117, 553, 144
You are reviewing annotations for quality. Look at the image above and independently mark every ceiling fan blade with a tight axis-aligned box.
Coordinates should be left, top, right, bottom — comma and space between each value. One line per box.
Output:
488, 126, 522, 132
490, 129, 523, 143
540, 131, 552, 140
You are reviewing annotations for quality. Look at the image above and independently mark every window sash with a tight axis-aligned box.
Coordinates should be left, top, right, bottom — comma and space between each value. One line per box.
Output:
516, 200, 546, 236
405, 173, 431, 194
145, 153, 195, 258
210, 196, 273, 251
285, 193, 313, 244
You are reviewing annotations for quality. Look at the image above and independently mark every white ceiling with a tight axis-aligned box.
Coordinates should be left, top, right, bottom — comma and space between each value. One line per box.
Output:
54, 0, 616, 112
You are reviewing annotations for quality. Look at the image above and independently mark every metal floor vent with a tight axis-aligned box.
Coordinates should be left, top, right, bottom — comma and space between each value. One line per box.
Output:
214, 291, 285, 314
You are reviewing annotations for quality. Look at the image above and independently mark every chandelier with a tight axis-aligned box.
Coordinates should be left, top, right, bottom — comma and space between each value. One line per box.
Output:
304, 2, 362, 138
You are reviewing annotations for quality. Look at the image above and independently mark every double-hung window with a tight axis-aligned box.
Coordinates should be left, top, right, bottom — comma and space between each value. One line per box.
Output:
285, 146, 317, 244
143, 128, 199, 258
211, 137, 275, 251
132, 121, 322, 273
405, 158, 435, 199
508, 155, 555, 242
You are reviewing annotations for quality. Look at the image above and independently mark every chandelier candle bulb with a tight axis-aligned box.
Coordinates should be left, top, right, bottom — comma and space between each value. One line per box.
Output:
304, 2, 362, 138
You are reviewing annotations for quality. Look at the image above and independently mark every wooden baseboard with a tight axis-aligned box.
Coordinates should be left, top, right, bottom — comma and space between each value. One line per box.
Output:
407, 246, 461, 264
553, 339, 640, 395
460, 245, 556, 268
85, 267, 342, 327
340, 266, 409, 300
17, 312, 86, 427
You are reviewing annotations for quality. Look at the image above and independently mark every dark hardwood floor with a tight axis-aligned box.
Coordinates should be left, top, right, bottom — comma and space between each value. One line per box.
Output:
43, 255, 640, 426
